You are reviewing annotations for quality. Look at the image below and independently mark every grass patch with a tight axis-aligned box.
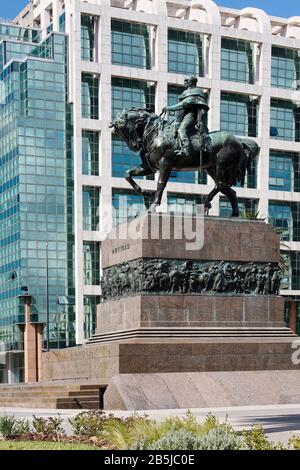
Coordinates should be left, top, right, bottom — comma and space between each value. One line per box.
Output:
0, 440, 100, 451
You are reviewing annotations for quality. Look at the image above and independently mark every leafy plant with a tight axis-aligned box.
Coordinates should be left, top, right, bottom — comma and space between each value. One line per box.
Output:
197, 426, 241, 450
0, 415, 17, 438
239, 210, 261, 220
103, 411, 223, 450
12, 419, 31, 436
242, 425, 277, 450
132, 417, 239, 451
32, 415, 65, 437
144, 429, 204, 450
289, 436, 300, 450
69, 410, 111, 437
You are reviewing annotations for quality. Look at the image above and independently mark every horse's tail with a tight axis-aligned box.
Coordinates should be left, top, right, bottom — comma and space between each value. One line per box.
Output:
239, 140, 260, 187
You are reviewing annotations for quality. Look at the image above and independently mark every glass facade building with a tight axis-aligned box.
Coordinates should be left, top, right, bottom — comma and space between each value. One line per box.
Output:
0, 23, 75, 382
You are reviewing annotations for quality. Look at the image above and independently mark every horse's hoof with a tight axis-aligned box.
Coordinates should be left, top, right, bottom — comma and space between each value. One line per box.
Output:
231, 213, 239, 218
204, 202, 212, 210
148, 203, 159, 213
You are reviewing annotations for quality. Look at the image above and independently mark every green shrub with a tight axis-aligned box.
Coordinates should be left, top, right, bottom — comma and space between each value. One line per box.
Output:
69, 411, 112, 437
101, 411, 226, 450
197, 427, 241, 450
141, 429, 204, 450
242, 425, 277, 450
32, 415, 65, 437
0, 416, 32, 438
12, 419, 31, 436
0, 416, 16, 438
289, 436, 300, 450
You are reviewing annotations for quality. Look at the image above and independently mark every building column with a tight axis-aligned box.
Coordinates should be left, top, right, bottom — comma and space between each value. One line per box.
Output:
72, 4, 85, 345
23, 296, 43, 383
7, 353, 14, 385
289, 301, 298, 334
52, 0, 63, 32
207, 29, 221, 217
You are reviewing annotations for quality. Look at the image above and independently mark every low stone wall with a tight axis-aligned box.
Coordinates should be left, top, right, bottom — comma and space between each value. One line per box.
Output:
43, 337, 297, 383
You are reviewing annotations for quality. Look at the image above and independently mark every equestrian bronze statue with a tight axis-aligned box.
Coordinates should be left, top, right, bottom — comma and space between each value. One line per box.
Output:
110, 76, 259, 217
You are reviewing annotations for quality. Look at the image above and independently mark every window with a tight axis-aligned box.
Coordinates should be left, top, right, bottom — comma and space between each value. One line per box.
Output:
82, 130, 99, 176
219, 198, 258, 218
168, 29, 204, 76
59, 13, 66, 33
81, 14, 97, 62
82, 186, 100, 231
47, 23, 53, 35
83, 295, 100, 339
269, 150, 300, 192
272, 46, 300, 90
81, 73, 99, 119
269, 201, 300, 242
167, 84, 184, 121
112, 135, 153, 179
112, 189, 145, 226
167, 193, 203, 215
83, 242, 100, 285
111, 19, 151, 69
220, 92, 258, 137
111, 77, 155, 118
270, 99, 300, 142
221, 38, 254, 84
281, 252, 300, 290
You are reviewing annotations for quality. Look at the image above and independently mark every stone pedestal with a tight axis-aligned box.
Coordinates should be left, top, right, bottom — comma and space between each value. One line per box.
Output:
94, 213, 291, 342
43, 214, 299, 409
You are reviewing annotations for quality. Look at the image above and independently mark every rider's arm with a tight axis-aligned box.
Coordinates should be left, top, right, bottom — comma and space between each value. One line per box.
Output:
165, 101, 185, 112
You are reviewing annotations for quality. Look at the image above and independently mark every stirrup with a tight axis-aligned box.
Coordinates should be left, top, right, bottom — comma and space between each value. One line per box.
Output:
175, 147, 189, 158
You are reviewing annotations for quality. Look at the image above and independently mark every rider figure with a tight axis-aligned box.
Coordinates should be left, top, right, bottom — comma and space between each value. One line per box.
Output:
162, 76, 209, 159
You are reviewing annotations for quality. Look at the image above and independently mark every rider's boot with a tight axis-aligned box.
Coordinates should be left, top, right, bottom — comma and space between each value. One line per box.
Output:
175, 141, 190, 159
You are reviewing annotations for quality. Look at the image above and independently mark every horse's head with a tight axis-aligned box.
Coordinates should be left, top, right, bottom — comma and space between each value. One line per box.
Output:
109, 108, 154, 152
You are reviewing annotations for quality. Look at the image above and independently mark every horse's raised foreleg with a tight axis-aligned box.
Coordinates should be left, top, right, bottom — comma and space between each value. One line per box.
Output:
125, 165, 155, 209
149, 156, 172, 212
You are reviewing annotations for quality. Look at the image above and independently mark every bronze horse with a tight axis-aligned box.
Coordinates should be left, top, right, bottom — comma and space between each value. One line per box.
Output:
110, 108, 259, 217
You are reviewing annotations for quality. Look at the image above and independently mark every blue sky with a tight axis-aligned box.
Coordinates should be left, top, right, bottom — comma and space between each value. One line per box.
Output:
218, 0, 299, 18
0, 0, 299, 20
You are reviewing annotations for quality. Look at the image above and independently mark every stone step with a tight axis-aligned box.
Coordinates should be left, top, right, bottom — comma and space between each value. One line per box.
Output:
0, 391, 75, 398
0, 398, 58, 407
0, 390, 98, 397
79, 384, 104, 391
0, 382, 105, 409
0, 385, 82, 393
58, 396, 99, 403
56, 400, 100, 410
56, 397, 100, 409
68, 390, 99, 397
89, 327, 296, 343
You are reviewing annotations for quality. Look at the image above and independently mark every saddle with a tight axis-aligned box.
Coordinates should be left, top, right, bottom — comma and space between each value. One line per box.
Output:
173, 124, 212, 156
